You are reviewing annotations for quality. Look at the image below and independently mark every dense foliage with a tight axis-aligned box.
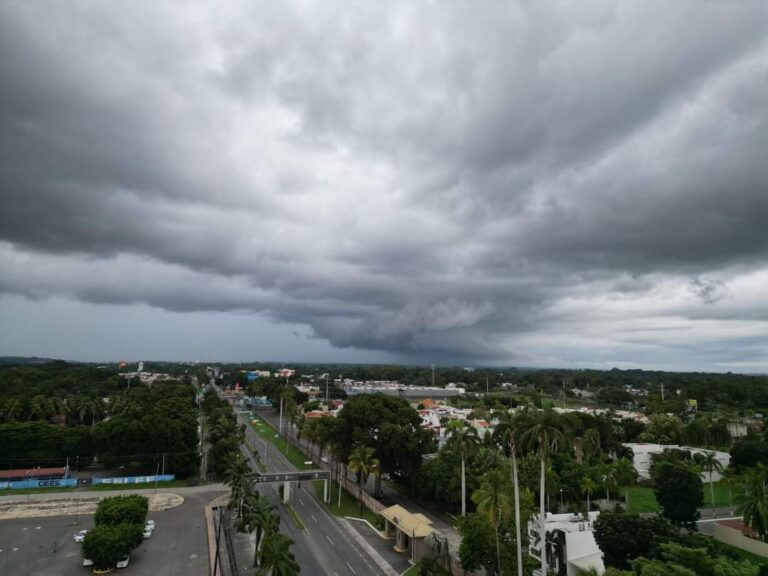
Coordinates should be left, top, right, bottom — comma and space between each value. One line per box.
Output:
83, 495, 148, 569
0, 363, 199, 476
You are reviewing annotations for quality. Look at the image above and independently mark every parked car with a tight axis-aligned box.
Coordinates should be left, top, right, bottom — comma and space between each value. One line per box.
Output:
145, 520, 155, 531
82, 558, 94, 567
73, 529, 88, 543
116, 556, 130, 569
142, 526, 153, 539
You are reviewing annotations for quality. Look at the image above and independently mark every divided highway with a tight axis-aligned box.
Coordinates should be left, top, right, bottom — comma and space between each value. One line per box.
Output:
229, 404, 388, 575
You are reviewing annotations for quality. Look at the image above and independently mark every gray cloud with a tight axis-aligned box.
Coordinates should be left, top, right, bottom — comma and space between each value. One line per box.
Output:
1, 1, 768, 368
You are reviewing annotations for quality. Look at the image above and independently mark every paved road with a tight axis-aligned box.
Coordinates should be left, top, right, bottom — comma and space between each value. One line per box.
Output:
234, 410, 388, 576
0, 488, 225, 575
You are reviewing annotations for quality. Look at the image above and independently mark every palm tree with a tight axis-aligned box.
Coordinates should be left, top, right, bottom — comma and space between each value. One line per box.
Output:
721, 467, 739, 515
701, 451, 724, 518
580, 476, 597, 513
472, 469, 513, 574
601, 464, 617, 509
447, 420, 479, 517
239, 493, 278, 567
520, 409, 565, 576
225, 454, 252, 518
257, 530, 300, 575
493, 412, 524, 576
347, 446, 379, 518
614, 458, 638, 512
736, 468, 768, 542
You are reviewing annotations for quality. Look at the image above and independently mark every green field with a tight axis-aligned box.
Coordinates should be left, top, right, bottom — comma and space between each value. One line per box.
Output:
622, 482, 739, 514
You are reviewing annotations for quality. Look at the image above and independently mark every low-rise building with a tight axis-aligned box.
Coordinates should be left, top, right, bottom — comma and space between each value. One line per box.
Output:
528, 512, 604, 576
623, 443, 730, 481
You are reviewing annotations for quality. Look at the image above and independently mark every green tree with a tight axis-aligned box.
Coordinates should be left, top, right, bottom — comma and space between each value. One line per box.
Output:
447, 420, 479, 517
580, 476, 597, 512
736, 468, 768, 542
614, 458, 638, 512
652, 461, 703, 530
225, 454, 252, 518
592, 512, 677, 570
520, 409, 565, 576
82, 523, 143, 569
347, 446, 379, 518
700, 451, 723, 518
492, 411, 525, 576
640, 414, 684, 445
94, 495, 149, 527
257, 530, 300, 576
472, 470, 513, 574
458, 512, 495, 575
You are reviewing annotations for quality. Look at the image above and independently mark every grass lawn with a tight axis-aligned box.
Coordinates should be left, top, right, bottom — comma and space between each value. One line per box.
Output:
624, 482, 739, 514
249, 417, 313, 471
312, 479, 380, 526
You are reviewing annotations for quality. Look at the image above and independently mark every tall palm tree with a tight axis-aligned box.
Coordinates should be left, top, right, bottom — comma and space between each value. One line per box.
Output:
736, 468, 768, 542
225, 454, 253, 518
520, 409, 565, 576
701, 451, 724, 518
580, 476, 597, 513
721, 467, 739, 515
493, 412, 524, 576
257, 530, 300, 576
614, 458, 637, 512
239, 493, 279, 567
601, 464, 617, 509
448, 420, 479, 517
347, 446, 379, 518
472, 469, 513, 575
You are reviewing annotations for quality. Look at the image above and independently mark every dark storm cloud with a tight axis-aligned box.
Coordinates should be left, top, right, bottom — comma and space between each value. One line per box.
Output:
1, 0, 768, 367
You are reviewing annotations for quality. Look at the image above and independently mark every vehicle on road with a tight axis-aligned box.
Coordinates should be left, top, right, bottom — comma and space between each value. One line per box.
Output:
145, 520, 155, 531
73, 529, 88, 543
142, 526, 152, 539
116, 556, 130, 569
83, 558, 94, 567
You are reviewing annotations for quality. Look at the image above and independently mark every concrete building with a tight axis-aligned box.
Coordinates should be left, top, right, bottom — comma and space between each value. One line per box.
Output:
528, 512, 604, 576
623, 443, 730, 481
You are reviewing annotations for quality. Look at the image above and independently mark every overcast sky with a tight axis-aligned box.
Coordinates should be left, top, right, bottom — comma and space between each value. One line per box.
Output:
1, 1, 767, 371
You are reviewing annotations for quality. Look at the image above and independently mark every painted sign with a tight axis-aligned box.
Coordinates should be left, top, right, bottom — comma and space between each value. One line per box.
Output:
93, 474, 175, 485
0, 478, 77, 490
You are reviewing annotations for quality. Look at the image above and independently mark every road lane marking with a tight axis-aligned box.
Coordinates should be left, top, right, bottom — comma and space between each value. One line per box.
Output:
311, 514, 318, 523
346, 561, 357, 574
326, 535, 335, 546
299, 498, 305, 506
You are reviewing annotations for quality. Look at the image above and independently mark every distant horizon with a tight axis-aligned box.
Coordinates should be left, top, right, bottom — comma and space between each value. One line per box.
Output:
3, 354, 765, 377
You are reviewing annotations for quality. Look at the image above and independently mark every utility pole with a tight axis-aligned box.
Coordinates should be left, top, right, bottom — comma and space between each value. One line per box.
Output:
661, 382, 665, 402
161, 453, 165, 476
325, 373, 329, 403
486, 376, 489, 396
431, 364, 435, 388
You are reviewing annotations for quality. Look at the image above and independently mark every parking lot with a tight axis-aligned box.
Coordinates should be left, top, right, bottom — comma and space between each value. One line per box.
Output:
0, 489, 226, 575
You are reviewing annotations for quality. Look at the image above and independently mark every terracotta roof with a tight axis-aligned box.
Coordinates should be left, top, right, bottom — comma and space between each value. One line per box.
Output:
0, 467, 67, 480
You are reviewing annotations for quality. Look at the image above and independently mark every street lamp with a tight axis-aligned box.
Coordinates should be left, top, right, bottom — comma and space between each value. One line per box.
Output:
560, 489, 564, 510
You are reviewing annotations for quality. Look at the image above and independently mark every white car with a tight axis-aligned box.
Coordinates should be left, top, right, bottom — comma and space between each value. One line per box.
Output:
145, 520, 155, 531
82, 558, 94, 567
142, 527, 153, 539
116, 556, 130, 569
73, 529, 88, 543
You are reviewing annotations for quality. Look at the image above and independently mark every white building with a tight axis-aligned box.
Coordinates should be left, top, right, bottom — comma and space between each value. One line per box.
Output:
624, 443, 730, 481
528, 512, 605, 576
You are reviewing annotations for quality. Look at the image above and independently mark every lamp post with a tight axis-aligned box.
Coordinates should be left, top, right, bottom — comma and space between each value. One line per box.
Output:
560, 489, 564, 510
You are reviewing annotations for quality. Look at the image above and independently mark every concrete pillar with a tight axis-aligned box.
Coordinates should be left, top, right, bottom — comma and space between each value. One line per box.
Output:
283, 481, 291, 503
